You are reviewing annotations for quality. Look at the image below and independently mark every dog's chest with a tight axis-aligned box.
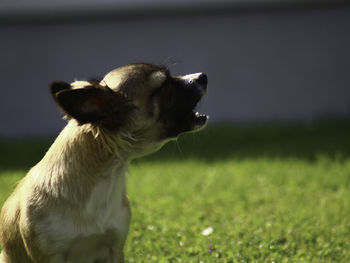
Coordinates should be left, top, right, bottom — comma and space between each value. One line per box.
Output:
85, 170, 129, 230
35, 166, 130, 253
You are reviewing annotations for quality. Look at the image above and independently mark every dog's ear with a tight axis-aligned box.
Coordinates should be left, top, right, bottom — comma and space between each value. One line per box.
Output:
50, 82, 133, 129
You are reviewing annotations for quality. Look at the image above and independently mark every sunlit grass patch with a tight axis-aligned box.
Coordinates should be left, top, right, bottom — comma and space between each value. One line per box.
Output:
127, 157, 350, 262
0, 171, 24, 206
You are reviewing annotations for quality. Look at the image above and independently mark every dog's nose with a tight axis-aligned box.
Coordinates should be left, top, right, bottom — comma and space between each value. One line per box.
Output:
196, 73, 208, 86
194, 73, 208, 95
181, 72, 208, 95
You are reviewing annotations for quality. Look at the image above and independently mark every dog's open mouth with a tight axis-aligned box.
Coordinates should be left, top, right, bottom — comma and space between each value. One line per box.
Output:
190, 110, 208, 130
187, 87, 208, 131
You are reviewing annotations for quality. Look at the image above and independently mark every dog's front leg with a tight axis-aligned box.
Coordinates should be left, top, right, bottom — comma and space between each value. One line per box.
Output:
66, 230, 118, 263
114, 251, 124, 263
112, 240, 125, 263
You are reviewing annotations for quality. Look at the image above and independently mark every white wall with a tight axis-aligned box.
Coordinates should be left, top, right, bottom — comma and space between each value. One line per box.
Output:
0, 6, 350, 137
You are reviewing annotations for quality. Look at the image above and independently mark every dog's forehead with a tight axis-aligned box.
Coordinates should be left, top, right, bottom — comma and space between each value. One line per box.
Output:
101, 64, 167, 92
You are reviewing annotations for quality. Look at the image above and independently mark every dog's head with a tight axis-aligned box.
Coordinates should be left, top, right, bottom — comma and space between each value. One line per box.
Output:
51, 63, 208, 154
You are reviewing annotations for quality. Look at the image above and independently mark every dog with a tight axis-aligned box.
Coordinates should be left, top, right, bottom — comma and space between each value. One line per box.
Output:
0, 63, 208, 262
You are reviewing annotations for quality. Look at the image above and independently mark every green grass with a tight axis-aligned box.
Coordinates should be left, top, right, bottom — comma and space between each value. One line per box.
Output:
1, 119, 350, 262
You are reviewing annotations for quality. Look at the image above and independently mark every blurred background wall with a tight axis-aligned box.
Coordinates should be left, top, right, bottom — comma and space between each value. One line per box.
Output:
0, 1, 349, 137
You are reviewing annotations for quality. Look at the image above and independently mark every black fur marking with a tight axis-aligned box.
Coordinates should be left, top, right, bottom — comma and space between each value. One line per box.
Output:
155, 77, 203, 138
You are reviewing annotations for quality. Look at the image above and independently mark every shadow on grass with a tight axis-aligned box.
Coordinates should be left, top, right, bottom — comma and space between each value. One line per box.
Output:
0, 138, 53, 171
0, 118, 350, 171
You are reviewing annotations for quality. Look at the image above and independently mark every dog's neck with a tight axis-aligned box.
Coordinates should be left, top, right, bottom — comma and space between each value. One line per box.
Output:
33, 120, 131, 203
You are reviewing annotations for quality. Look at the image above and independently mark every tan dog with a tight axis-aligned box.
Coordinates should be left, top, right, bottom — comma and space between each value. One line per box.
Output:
0, 63, 208, 263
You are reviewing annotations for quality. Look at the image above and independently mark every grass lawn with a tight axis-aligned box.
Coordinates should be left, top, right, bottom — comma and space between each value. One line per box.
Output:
1, 119, 350, 262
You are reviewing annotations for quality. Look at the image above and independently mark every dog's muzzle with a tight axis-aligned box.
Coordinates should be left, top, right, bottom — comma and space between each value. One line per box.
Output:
181, 72, 208, 97
179, 72, 209, 131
